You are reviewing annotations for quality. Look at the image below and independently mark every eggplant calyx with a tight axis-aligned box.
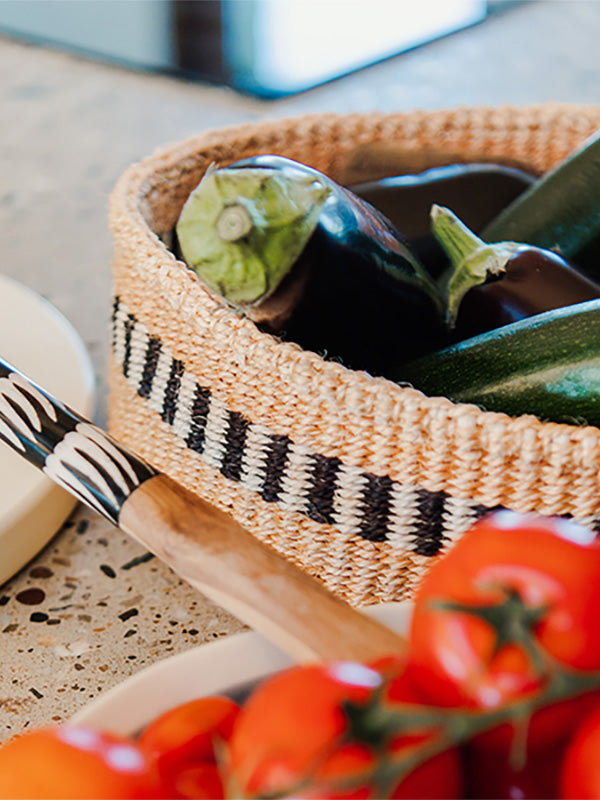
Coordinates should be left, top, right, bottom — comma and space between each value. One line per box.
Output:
431, 204, 521, 327
216, 203, 254, 241
176, 166, 331, 307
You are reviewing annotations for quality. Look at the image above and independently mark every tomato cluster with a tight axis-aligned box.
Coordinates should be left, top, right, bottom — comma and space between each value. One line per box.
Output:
3, 510, 600, 798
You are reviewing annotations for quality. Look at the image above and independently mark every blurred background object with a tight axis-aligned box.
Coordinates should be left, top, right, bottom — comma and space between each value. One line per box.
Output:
0, 0, 490, 97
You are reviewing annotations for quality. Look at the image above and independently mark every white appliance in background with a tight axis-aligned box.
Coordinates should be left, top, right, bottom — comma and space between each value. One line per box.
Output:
0, 0, 489, 98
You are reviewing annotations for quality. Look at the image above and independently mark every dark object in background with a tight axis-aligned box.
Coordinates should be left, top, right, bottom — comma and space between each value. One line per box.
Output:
352, 163, 536, 278
173, 1, 488, 97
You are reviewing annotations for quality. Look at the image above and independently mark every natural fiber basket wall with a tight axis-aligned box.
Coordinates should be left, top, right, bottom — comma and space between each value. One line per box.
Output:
108, 105, 600, 606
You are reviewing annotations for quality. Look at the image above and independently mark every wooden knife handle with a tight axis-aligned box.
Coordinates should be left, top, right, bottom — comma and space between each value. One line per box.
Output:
120, 475, 406, 663
0, 357, 406, 663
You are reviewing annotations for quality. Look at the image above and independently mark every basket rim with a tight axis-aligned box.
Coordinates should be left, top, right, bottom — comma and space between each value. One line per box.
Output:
107, 104, 600, 449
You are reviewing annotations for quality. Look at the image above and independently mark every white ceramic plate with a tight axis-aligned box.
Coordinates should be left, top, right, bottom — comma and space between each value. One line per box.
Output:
0, 275, 95, 585
72, 602, 412, 736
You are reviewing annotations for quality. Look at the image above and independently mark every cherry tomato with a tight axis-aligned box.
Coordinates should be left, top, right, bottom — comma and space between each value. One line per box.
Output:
227, 661, 463, 799
169, 762, 225, 799
367, 654, 408, 683
385, 672, 463, 800
228, 661, 383, 797
472, 689, 600, 756
0, 726, 167, 799
390, 747, 462, 800
561, 704, 600, 799
463, 736, 565, 799
408, 511, 600, 724
139, 695, 239, 774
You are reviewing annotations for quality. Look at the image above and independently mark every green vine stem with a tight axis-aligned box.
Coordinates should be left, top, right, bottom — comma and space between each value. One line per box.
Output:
252, 653, 600, 799
278, 665, 598, 800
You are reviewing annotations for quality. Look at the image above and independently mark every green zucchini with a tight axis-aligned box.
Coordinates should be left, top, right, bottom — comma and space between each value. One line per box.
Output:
481, 129, 600, 277
395, 299, 600, 427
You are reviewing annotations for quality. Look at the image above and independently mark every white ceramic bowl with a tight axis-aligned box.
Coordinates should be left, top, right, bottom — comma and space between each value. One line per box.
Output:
0, 275, 95, 584
72, 602, 412, 736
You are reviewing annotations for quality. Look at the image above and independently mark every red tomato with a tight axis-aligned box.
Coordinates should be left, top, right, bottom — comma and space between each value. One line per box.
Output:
367, 654, 408, 683
408, 511, 600, 722
463, 736, 565, 799
227, 661, 463, 799
139, 695, 239, 774
290, 742, 379, 800
472, 689, 600, 756
385, 672, 463, 800
227, 661, 383, 797
169, 762, 225, 799
390, 747, 462, 800
0, 726, 167, 799
561, 704, 600, 799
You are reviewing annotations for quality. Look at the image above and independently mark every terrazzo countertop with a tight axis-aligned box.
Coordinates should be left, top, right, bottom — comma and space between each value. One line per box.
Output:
1, 510, 246, 739
2, 0, 600, 742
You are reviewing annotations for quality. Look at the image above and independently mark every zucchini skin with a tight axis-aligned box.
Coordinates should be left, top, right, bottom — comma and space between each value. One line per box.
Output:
230, 155, 448, 375
481, 131, 600, 278
396, 299, 600, 427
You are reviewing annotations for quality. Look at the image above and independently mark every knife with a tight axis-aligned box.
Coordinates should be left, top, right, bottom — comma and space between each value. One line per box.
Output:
0, 356, 406, 663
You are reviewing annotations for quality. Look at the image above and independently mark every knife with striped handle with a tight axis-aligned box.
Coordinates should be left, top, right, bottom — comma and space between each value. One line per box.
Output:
0, 356, 406, 663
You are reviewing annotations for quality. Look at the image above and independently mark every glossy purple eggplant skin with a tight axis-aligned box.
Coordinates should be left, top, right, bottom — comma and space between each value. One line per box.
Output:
452, 245, 600, 342
229, 154, 448, 376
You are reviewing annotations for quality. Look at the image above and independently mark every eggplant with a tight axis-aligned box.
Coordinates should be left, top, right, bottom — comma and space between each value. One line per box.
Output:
176, 155, 447, 375
351, 163, 537, 278
431, 205, 600, 342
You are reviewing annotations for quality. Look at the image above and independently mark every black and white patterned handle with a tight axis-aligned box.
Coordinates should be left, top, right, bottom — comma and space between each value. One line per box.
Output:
0, 357, 157, 525
0, 357, 407, 663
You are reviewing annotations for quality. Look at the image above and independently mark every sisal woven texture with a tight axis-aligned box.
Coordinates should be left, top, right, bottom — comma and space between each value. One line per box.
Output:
108, 105, 600, 606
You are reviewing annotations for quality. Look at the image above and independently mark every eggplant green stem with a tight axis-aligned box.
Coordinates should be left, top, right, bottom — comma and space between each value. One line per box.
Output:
431, 204, 520, 327
216, 203, 254, 242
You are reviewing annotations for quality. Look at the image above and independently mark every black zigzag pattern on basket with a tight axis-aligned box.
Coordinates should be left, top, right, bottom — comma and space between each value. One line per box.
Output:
111, 298, 600, 552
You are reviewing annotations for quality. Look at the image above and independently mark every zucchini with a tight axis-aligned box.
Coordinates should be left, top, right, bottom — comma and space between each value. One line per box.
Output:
481, 130, 600, 277
395, 299, 600, 427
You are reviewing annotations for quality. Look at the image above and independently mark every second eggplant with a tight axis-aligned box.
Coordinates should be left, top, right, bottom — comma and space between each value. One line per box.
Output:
176, 155, 447, 375
431, 205, 600, 342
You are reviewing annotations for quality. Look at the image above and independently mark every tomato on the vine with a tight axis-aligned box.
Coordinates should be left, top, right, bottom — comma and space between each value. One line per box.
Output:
462, 736, 565, 799
138, 695, 239, 798
167, 761, 226, 799
139, 695, 239, 772
0, 727, 167, 799
227, 660, 463, 799
227, 660, 383, 797
561, 704, 600, 799
408, 510, 600, 734
405, 510, 600, 760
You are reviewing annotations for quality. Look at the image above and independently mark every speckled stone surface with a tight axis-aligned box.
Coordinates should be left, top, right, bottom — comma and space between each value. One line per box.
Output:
1, 508, 246, 740
1, 0, 600, 743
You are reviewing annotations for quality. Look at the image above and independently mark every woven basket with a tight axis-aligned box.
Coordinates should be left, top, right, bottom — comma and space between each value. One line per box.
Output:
108, 104, 600, 607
